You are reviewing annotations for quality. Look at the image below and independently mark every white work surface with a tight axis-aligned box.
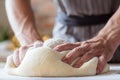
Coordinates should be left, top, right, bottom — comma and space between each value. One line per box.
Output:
0, 63, 120, 80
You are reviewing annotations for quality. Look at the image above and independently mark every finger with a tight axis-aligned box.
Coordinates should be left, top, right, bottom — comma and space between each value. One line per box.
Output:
13, 49, 20, 67
72, 51, 94, 68
54, 42, 81, 51
33, 41, 43, 48
62, 44, 90, 64
19, 46, 29, 62
97, 55, 107, 74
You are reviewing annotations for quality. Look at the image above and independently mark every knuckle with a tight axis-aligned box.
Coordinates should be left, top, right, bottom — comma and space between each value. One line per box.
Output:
73, 47, 80, 51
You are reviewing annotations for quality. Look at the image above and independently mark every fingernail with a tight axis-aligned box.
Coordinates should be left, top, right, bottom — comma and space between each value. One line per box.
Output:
62, 58, 66, 61
53, 47, 57, 50
62, 57, 67, 61
73, 64, 79, 68
63, 58, 71, 64
63, 60, 68, 64
54, 47, 60, 51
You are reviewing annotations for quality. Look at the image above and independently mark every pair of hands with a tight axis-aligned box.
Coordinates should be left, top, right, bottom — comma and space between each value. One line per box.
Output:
13, 37, 115, 74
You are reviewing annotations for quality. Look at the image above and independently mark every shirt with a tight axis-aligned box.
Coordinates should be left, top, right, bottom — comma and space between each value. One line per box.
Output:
53, 0, 120, 63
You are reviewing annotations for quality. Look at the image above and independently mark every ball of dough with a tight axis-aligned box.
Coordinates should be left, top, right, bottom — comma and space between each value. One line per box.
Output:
4, 39, 109, 77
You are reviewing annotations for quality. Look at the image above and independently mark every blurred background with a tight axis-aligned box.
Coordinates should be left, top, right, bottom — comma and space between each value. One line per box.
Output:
0, 0, 56, 62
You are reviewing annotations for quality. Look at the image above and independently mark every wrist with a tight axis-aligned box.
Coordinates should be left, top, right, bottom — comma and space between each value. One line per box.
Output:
96, 32, 119, 53
16, 30, 42, 46
99, 8, 120, 50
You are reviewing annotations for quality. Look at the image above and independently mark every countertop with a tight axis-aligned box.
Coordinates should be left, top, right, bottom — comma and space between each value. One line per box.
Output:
0, 63, 120, 80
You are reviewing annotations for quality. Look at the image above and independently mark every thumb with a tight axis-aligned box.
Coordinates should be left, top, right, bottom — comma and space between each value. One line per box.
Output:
97, 55, 107, 74
13, 49, 20, 67
19, 46, 29, 62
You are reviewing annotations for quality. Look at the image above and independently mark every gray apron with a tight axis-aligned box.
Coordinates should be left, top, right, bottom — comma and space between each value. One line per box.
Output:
53, 0, 120, 63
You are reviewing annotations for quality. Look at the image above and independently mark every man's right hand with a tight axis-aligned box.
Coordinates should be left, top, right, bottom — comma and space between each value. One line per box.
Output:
13, 41, 43, 67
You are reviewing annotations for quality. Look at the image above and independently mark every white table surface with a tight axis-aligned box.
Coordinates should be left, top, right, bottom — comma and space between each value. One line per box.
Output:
0, 63, 120, 80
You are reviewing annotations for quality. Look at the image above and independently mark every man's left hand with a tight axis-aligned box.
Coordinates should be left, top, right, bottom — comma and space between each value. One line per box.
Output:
54, 37, 115, 74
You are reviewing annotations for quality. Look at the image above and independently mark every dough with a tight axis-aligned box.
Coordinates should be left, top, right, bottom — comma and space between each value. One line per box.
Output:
4, 39, 109, 77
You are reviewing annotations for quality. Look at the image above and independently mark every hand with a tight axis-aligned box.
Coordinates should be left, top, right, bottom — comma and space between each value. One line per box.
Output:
54, 37, 116, 74
13, 41, 43, 67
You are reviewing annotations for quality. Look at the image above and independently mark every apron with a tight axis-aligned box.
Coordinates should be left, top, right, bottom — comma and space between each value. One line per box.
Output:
53, 0, 120, 63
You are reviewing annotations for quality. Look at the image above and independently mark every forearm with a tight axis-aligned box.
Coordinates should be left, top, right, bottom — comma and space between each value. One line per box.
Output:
98, 6, 120, 49
5, 0, 42, 46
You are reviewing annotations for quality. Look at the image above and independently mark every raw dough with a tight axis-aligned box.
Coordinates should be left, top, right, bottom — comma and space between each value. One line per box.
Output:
4, 39, 109, 77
